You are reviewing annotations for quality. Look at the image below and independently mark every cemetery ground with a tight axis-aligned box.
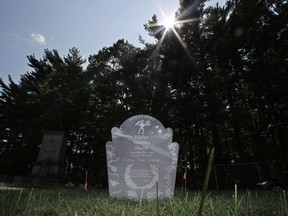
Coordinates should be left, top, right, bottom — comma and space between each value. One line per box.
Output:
0, 184, 287, 216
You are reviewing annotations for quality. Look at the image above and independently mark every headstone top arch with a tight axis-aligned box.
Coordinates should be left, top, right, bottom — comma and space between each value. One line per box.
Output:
111, 115, 173, 142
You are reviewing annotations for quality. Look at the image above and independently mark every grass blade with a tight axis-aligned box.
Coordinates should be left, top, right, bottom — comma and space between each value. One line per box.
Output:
283, 190, 287, 215
197, 148, 215, 216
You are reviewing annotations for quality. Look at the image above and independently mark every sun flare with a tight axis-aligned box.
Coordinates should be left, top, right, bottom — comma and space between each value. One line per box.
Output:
148, 6, 199, 65
163, 16, 176, 30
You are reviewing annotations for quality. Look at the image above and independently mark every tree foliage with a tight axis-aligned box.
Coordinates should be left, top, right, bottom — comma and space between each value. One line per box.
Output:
0, 0, 287, 187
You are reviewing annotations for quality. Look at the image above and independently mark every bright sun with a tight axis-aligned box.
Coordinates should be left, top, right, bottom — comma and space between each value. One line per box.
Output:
163, 16, 176, 30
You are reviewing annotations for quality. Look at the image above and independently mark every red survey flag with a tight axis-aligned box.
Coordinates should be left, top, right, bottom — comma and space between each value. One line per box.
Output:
183, 171, 187, 180
84, 182, 88, 191
84, 170, 88, 191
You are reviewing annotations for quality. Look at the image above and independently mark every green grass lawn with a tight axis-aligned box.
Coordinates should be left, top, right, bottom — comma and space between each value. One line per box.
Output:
0, 185, 287, 216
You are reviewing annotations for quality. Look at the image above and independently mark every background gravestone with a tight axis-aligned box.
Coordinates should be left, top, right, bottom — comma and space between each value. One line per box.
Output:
106, 115, 179, 200
31, 131, 67, 183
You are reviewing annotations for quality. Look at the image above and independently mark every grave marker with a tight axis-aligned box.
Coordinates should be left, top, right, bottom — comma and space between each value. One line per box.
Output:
32, 131, 66, 181
106, 115, 179, 200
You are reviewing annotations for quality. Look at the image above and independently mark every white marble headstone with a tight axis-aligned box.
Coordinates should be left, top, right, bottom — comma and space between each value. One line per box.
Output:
106, 115, 179, 200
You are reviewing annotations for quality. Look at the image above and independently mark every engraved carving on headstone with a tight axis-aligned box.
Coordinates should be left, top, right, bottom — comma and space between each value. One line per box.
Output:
106, 115, 179, 200
135, 120, 151, 134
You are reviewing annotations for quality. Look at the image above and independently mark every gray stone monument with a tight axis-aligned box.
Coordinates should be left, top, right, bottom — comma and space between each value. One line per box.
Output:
31, 131, 67, 183
106, 115, 179, 200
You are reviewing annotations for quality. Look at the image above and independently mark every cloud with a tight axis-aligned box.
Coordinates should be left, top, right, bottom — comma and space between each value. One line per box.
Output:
30, 32, 46, 45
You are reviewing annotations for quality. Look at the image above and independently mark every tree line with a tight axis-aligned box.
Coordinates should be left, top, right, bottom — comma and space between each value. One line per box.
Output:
1, 0, 287, 186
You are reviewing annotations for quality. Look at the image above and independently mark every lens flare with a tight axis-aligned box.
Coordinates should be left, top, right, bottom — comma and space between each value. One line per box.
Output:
163, 16, 176, 30
145, 4, 200, 72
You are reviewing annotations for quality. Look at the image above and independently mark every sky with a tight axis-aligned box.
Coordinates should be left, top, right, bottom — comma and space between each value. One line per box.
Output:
0, 0, 225, 84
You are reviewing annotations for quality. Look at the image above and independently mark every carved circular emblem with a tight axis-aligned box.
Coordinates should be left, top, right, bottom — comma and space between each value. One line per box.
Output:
124, 164, 159, 189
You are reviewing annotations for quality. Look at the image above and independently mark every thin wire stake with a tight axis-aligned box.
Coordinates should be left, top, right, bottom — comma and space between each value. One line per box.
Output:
140, 188, 144, 207
234, 184, 238, 216
156, 181, 159, 216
